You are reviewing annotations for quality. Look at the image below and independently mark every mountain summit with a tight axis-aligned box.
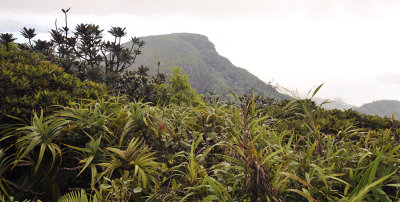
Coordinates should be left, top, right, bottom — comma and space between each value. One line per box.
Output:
125, 33, 289, 100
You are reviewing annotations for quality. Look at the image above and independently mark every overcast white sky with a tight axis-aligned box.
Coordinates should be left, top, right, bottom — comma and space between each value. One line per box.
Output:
1, 0, 400, 105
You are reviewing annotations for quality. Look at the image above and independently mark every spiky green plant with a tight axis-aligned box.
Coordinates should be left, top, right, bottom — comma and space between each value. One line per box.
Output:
63, 137, 104, 189
58, 189, 91, 202
0, 150, 13, 197
98, 137, 159, 189
13, 111, 67, 173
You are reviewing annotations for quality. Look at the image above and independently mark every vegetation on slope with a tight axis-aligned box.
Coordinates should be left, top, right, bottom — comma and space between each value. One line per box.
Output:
355, 100, 400, 119
0, 49, 106, 122
1, 49, 400, 201
127, 33, 289, 100
315, 98, 400, 119
1, 9, 400, 201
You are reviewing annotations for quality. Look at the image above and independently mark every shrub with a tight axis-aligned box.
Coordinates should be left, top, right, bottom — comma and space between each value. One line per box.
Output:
0, 50, 106, 121
155, 67, 202, 106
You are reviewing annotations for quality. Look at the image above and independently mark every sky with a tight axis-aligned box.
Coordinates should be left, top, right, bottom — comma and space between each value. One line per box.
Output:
1, 0, 400, 106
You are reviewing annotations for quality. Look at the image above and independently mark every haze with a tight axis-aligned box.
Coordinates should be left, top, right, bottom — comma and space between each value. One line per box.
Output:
1, 0, 400, 106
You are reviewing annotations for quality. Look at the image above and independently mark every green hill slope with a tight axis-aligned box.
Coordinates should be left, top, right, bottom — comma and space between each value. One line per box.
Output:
125, 33, 289, 100
354, 100, 400, 118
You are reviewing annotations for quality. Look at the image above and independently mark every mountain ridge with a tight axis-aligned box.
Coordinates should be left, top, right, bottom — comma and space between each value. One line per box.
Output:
125, 33, 290, 100
315, 98, 400, 119
354, 100, 400, 118
125, 32, 400, 118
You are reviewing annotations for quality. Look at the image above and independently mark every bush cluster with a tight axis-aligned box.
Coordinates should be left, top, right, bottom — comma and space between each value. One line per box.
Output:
0, 50, 106, 122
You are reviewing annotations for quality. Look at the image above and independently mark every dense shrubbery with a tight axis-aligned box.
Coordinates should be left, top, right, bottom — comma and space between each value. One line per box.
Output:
0, 49, 106, 122
155, 67, 202, 106
0, 49, 400, 201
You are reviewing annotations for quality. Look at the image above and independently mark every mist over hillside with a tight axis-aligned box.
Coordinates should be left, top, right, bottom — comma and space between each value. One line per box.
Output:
313, 97, 356, 110
355, 100, 400, 118
125, 33, 289, 100
124, 32, 400, 119
314, 98, 400, 119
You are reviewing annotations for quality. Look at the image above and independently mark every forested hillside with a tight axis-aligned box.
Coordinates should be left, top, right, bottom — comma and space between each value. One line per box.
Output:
127, 33, 289, 100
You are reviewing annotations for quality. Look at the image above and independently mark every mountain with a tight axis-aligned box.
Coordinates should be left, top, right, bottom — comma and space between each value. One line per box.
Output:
354, 100, 400, 118
315, 97, 400, 119
125, 33, 289, 100
313, 97, 356, 110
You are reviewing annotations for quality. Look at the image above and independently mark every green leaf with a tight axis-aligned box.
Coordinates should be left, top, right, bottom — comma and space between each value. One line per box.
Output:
203, 195, 218, 202
305, 141, 317, 162
286, 189, 317, 202
133, 187, 142, 193
312, 83, 324, 98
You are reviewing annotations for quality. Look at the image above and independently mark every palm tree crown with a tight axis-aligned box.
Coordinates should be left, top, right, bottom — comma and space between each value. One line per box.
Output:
0, 33, 17, 51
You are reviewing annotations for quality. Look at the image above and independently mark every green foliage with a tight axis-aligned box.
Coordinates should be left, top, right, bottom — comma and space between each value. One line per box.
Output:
40, 8, 146, 80
98, 137, 159, 189
0, 33, 17, 52
0, 150, 13, 198
0, 50, 106, 121
58, 189, 91, 202
95, 172, 144, 201
1, 45, 400, 201
1, 90, 400, 201
10, 110, 69, 175
10, 8, 166, 104
156, 67, 202, 105
343, 153, 397, 202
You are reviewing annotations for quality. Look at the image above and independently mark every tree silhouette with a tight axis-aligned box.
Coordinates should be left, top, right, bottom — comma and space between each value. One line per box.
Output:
0, 33, 17, 51
33, 39, 53, 56
12, 8, 164, 102
20, 27, 36, 50
109, 26, 127, 44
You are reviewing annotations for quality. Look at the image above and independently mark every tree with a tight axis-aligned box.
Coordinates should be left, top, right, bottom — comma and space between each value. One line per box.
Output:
17, 8, 164, 102
156, 67, 202, 105
0, 33, 17, 51
44, 8, 146, 81
20, 27, 36, 50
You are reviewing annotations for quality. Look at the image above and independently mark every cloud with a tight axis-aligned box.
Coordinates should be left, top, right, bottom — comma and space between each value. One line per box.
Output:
377, 73, 400, 85
1, 0, 399, 20
0, 19, 24, 32
0, 19, 49, 33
